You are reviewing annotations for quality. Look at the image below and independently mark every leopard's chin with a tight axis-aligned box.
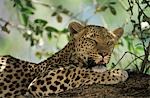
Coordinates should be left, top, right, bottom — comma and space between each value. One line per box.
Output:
92, 65, 107, 73
98, 63, 106, 67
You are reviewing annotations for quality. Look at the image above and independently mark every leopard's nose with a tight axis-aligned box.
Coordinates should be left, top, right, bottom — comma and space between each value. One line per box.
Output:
98, 52, 108, 57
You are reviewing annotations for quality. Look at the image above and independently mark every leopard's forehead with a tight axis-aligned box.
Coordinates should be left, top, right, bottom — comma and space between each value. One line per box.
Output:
81, 25, 115, 39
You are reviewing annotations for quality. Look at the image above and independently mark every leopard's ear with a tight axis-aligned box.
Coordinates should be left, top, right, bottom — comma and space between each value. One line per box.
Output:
112, 27, 124, 40
68, 22, 84, 38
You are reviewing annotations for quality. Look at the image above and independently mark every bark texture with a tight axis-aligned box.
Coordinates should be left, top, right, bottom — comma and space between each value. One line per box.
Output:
49, 72, 150, 98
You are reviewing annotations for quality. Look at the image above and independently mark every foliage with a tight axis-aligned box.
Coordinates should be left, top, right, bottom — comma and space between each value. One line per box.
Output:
95, 1, 117, 15
126, 0, 149, 73
9, 0, 69, 47
1, 0, 119, 47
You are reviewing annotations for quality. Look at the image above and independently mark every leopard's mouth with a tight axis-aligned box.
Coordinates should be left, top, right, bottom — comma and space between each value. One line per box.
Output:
86, 57, 106, 68
97, 61, 107, 66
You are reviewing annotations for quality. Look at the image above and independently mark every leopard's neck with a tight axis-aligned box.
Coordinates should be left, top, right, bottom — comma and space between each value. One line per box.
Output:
35, 40, 84, 74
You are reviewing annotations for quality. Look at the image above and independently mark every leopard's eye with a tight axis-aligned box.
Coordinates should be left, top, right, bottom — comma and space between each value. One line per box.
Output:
87, 38, 97, 45
92, 39, 97, 45
107, 41, 112, 45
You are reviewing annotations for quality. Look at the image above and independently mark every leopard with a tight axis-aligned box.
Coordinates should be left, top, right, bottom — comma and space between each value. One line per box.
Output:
27, 22, 128, 97
0, 22, 128, 98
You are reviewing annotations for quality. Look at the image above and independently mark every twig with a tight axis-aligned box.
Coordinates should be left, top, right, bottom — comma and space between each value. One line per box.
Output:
127, 0, 133, 15
135, 0, 146, 51
134, 0, 150, 73
135, 0, 149, 18
115, 51, 144, 66
0, 17, 27, 31
140, 42, 150, 73
125, 55, 145, 69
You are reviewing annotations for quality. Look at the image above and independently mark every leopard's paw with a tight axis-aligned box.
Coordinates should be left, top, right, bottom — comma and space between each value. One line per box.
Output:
111, 69, 128, 82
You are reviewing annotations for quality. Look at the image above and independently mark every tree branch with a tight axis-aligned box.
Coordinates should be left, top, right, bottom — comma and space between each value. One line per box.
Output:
47, 72, 150, 98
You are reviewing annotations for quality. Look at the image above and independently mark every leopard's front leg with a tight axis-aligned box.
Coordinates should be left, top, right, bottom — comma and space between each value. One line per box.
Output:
27, 67, 128, 97
85, 69, 128, 85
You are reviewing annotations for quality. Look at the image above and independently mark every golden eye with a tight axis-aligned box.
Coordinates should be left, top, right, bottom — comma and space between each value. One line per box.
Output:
92, 39, 97, 45
87, 38, 97, 45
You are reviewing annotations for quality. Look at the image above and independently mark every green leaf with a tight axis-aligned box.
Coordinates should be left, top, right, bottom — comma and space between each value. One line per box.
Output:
35, 51, 42, 59
135, 45, 144, 51
96, 6, 108, 12
62, 9, 70, 15
57, 15, 63, 23
101, 6, 108, 11
45, 26, 59, 32
47, 32, 52, 40
51, 12, 57, 16
34, 19, 48, 27
57, 5, 62, 9
21, 14, 29, 26
61, 28, 68, 33
124, 36, 133, 51
20, 8, 34, 15
109, 2, 116, 5
13, 0, 23, 8
109, 6, 117, 15
25, 1, 35, 10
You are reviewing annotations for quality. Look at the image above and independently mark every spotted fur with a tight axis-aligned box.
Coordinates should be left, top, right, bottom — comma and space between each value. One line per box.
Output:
28, 67, 128, 97
0, 56, 36, 98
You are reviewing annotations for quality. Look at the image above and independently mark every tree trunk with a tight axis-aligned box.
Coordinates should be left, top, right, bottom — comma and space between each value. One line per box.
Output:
50, 72, 150, 98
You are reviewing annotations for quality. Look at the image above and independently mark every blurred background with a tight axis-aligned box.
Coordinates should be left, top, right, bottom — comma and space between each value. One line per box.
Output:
0, 0, 149, 73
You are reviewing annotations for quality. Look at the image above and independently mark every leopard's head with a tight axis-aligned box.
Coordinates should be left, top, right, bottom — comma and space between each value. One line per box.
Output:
68, 22, 123, 68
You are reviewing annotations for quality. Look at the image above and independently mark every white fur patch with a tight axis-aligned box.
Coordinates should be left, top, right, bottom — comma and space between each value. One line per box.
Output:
92, 66, 107, 73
